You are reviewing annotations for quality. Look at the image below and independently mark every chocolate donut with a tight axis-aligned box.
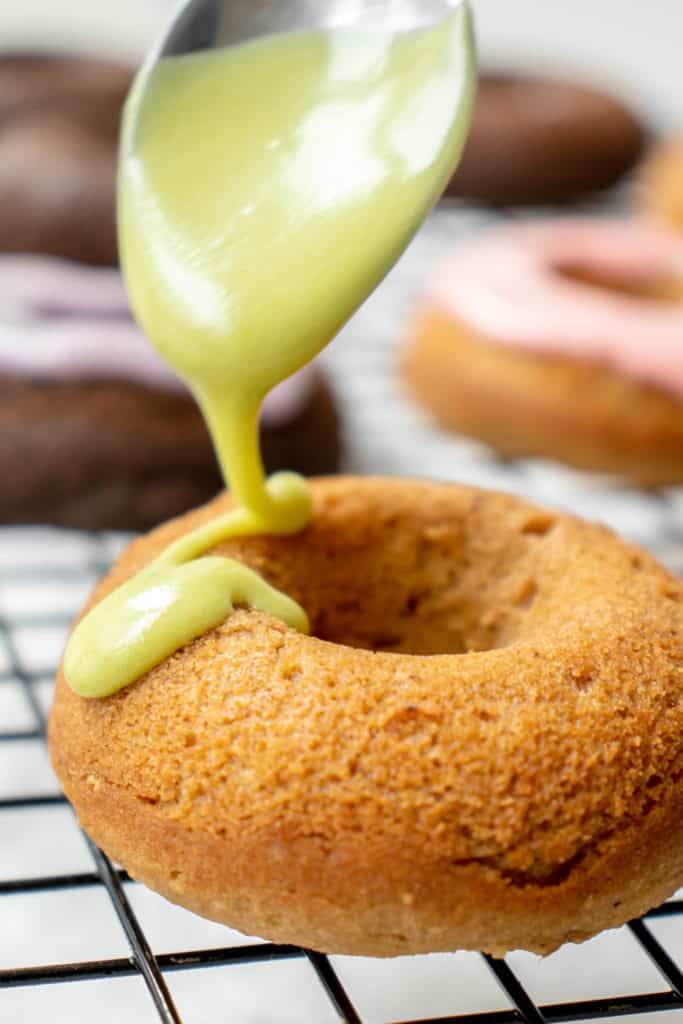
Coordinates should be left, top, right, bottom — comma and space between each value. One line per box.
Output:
445, 72, 646, 206
0, 55, 131, 118
0, 55, 131, 265
0, 57, 341, 528
0, 257, 341, 530
0, 369, 340, 531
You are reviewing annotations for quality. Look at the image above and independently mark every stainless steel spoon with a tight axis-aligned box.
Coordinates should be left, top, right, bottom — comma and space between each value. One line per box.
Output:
150, 0, 470, 63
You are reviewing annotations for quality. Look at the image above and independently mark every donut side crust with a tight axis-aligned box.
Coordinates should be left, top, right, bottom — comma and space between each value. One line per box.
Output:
0, 372, 340, 529
637, 138, 683, 233
52, 752, 683, 957
404, 304, 683, 486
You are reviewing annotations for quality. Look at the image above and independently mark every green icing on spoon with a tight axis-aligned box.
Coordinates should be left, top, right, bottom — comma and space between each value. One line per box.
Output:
64, 10, 475, 698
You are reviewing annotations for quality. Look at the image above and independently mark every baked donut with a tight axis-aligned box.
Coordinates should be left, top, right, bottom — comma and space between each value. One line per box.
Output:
0, 54, 132, 265
0, 57, 341, 526
637, 137, 683, 233
0, 54, 132, 118
49, 477, 683, 957
445, 72, 646, 206
404, 218, 683, 486
0, 257, 341, 530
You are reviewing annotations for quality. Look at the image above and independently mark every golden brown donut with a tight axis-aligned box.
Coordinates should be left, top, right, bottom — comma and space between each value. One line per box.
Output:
49, 477, 683, 957
405, 305, 683, 486
404, 219, 683, 486
0, 55, 132, 265
637, 137, 683, 233
445, 72, 646, 206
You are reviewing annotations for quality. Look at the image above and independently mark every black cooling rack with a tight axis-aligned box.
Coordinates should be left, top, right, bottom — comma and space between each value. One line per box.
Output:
0, 532, 682, 1024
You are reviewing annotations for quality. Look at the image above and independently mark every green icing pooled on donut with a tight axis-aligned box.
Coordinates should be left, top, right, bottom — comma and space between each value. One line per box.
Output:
64, 12, 475, 698
64, 474, 311, 699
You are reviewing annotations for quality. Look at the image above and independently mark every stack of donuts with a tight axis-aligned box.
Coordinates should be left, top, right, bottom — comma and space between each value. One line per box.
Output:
405, 71, 683, 486
0, 55, 341, 530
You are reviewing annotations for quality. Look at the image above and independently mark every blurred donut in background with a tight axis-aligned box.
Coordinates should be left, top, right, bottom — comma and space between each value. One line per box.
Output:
0, 54, 132, 117
0, 315, 340, 531
637, 138, 683, 233
445, 72, 647, 206
0, 55, 131, 265
403, 218, 683, 486
0, 56, 341, 529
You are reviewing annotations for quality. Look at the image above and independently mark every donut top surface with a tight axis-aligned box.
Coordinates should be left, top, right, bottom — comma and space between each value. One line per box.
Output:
428, 218, 683, 400
64, 12, 476, 697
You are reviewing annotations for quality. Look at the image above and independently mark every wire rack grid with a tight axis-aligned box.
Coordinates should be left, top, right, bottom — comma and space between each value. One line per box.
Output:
0, 527, 681, 1024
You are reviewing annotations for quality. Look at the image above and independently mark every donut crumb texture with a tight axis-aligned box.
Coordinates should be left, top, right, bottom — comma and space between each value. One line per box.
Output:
49, 478, 683, 956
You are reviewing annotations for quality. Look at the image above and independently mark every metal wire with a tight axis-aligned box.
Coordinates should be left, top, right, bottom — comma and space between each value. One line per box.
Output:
0, 535, 682, 1024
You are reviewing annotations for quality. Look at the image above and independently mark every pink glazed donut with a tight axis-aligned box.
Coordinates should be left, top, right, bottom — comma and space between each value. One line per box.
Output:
404, 218, 683, 485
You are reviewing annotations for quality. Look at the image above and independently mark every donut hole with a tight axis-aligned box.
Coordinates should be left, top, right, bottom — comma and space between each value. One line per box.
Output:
256, 498, 552, 657
307, 556, 535, 656
553, 259, 681, 302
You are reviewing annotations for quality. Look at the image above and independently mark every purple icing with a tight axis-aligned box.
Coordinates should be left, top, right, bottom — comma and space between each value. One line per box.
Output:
0, 255, 316, 425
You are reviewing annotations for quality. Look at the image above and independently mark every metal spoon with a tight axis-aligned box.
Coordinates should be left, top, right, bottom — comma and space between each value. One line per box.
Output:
149, 0, 470, 63
121, 0, 474, 391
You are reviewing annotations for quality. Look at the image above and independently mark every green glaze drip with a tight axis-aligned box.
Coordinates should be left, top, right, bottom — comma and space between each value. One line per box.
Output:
64, 472, 311, 699
64, 9, 475, 699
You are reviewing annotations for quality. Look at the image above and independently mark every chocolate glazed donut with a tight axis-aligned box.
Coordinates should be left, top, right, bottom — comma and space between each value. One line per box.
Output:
0, 55, 132, 265
0, 370, 341, 531
446, 72, 647, 206
0, 55, 132, 117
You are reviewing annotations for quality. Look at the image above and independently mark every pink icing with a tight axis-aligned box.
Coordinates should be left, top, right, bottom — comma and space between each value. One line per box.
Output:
429, 218, 683, 401
0, 255, 316, 425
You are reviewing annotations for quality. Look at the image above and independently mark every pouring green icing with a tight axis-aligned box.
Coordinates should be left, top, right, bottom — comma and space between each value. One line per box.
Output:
64, 8, 475, 698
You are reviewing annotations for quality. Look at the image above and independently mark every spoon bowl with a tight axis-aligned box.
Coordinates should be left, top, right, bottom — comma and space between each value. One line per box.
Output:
157, 0, 470, 60
120, 0, 474, 396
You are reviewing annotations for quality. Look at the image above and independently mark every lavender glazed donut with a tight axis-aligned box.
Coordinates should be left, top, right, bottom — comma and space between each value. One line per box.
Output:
0, 257, 341, 529
404, 218, 683, 485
